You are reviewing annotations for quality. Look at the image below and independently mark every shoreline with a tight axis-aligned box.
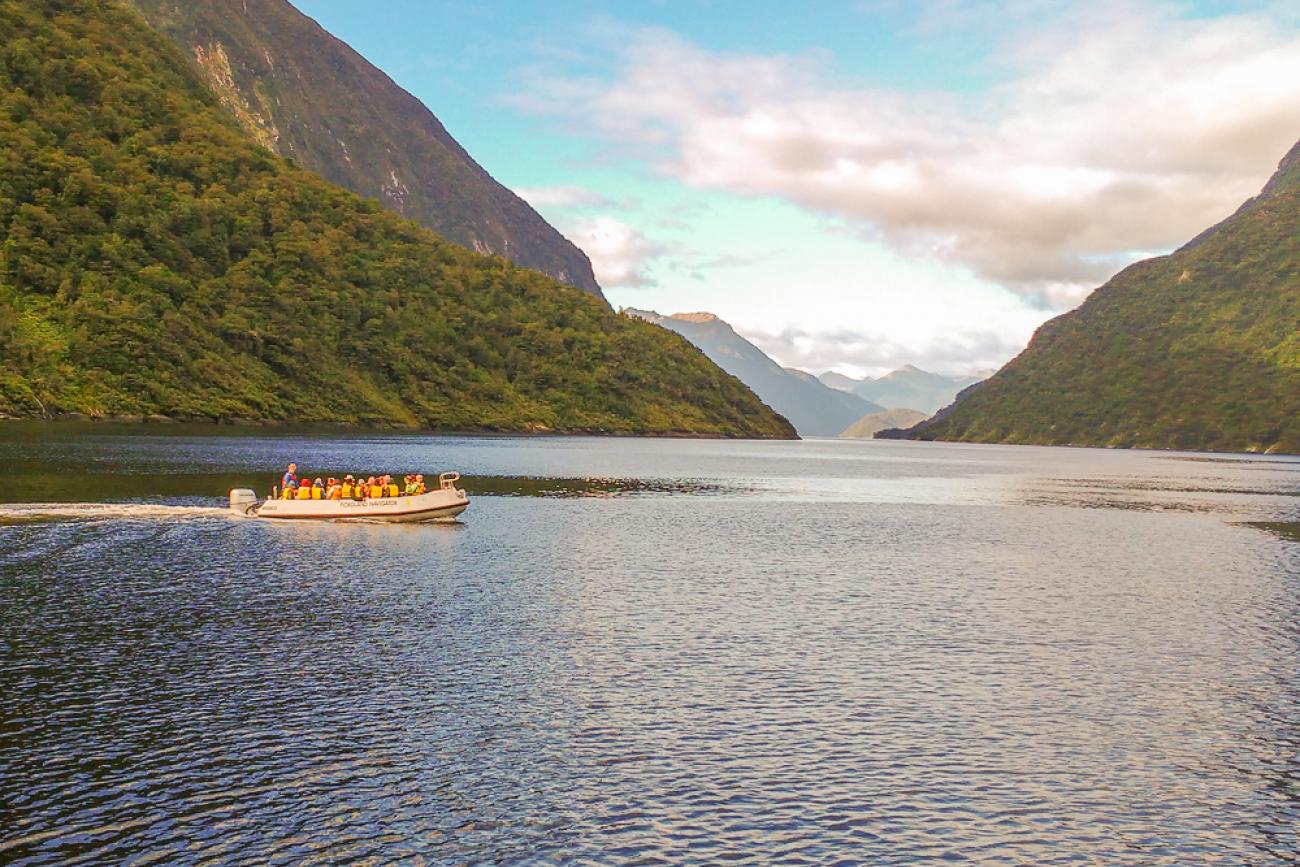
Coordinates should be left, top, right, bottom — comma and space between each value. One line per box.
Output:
878, 431, 1300, 460
0, 413, 800, 442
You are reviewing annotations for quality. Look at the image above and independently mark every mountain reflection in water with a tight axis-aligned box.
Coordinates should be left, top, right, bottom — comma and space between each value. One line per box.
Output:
1, 426, 1297, 863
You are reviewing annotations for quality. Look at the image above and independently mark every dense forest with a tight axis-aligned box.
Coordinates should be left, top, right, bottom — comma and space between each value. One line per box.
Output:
913, 140, 1300, 455
0, 0, 795, 437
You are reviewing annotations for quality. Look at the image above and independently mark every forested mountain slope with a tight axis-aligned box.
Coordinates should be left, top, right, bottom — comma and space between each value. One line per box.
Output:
912, 139, 1300, 454
130, 0, 604, 299
0, 0, 794, 438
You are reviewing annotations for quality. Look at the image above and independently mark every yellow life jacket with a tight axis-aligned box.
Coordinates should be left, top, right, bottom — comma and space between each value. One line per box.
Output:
311, 486, 322, 500
281, 487, 294, 500
296, 485, 312, 500
341, 483, 353, 498
386, 483, 399, 497
413, 483, 426, 495
369, 484, 384, 498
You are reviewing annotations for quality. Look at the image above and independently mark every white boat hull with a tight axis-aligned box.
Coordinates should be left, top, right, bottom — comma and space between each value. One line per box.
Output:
231, 476, 469, 523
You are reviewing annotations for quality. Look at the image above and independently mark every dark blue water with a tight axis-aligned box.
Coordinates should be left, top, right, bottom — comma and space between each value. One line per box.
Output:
2, 428, 1298, 863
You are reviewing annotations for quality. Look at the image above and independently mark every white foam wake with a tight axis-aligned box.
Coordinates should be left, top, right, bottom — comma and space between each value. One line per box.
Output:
0, 503, 229, 524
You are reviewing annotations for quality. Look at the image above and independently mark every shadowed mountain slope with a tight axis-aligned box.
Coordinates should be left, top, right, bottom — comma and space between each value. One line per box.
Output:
130, 0, 604, 299
626, 309, 881, 436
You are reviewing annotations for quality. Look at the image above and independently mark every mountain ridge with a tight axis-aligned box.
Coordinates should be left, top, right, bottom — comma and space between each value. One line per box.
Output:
819, 366, 987, 414
626, 309, 881, 436
911, 137, 1300, 454
128, 0, 605, 299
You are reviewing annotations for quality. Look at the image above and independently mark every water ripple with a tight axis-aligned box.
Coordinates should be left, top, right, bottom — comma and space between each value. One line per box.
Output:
1, 438, 1298, 863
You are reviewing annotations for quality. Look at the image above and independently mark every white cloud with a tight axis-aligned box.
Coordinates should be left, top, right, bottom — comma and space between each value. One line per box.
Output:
743, 323, 1029, 379
517, 7, 1300, 305
569, 216, 664, 288
514, 185, 611, 208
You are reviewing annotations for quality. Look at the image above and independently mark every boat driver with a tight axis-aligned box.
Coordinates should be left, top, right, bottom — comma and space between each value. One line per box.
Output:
282, 463, 298, 489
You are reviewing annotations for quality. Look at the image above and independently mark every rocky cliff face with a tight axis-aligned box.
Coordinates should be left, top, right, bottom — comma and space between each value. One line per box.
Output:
129, 0, 604, 300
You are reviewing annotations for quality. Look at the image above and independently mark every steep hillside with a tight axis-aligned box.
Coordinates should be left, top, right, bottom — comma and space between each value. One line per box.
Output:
0, 0, 794, 438
840, 408, 928, 439
129, 0, 604, 299
913, 139, 1300, 454
626, 309, 881, 436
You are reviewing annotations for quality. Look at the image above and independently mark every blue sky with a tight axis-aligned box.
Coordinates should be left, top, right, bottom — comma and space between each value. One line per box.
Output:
297, 0, 1300, 376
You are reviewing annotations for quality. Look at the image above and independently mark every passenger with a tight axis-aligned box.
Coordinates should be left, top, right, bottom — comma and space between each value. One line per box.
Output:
413, 474, 426, 495
369, 476, 384, 498
404, 474, 417, 496
281, 480, 297, 500
312, 478, 324, 500
385, 475, 400, 498
295, 480, 313, 500
326, 478, 341, 499
340, 475, 353, 498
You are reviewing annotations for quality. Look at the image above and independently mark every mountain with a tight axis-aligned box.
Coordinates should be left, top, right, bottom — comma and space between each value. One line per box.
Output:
840, 408, 928, 439
817, 371, 861, 393
625, 310, 881, 436
819, 365, 987, 414
912, 139, 1300, 454
129, 0, 603, 299
0, 0, 794, 438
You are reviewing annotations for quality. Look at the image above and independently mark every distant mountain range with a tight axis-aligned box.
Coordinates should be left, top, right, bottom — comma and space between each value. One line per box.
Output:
625, 310, 882, 436
130, 0, 604, 299
819, 365, 989, 414
912, 138, 1300, 454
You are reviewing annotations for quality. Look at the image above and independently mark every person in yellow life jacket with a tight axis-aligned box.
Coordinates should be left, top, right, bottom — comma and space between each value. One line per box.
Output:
367, 476, 383, 498
413, 474, 427, 495
326, 478, 341, 499
295, 481, 312, 500
281, 481, 297, 500
384, 475, 400, 497
340, 475, 354, 498
308, 478, 322, 499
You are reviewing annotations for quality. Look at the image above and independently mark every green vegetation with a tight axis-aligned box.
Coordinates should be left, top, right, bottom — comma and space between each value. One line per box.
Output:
129, 0, 603, 297
0, 0, 795, 437
914, 141, 1300, 454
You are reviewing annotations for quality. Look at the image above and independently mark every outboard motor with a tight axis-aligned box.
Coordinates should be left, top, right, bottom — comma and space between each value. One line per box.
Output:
228, 488, 259, 516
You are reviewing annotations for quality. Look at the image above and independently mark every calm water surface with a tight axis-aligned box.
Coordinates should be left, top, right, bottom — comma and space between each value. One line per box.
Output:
2, 425, 1298, 864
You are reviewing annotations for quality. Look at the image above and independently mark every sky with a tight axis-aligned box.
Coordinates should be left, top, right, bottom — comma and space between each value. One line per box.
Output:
296, 0, 1300, 378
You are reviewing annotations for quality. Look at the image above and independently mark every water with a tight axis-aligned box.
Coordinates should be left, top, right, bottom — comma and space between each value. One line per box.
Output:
2, 425, 1298, 864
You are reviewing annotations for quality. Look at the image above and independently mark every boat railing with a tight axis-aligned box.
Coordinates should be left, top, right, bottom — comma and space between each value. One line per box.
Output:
439, 471, 461, 491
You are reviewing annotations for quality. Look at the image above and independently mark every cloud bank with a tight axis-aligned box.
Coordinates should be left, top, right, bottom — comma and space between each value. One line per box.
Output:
517, 6, 1300, 305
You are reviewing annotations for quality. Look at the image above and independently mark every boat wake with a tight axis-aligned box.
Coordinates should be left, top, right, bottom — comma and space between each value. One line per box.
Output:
0, 503, 230, 525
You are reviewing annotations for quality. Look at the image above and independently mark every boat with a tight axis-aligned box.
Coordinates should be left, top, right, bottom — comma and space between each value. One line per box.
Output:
228, 472, 469, 522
